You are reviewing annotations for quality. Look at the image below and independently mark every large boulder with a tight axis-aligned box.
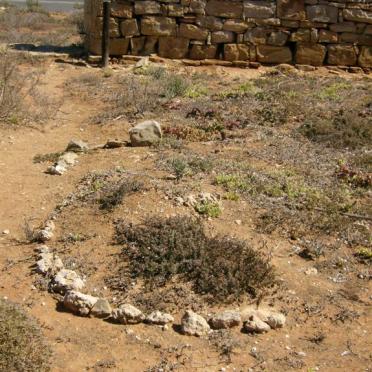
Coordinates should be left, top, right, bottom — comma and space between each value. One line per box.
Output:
112, 304, 145, 324
129, 120, 162, 147
63, 291, 98, 316
181, 310, 210, 337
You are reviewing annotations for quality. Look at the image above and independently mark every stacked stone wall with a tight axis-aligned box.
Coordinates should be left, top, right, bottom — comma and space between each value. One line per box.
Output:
84, 0, 372, 67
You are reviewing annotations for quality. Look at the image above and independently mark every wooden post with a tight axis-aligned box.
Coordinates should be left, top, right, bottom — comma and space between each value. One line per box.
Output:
102, 0, 110, 68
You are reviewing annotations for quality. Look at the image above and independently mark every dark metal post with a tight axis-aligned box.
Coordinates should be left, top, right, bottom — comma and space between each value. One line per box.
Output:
102, 0, 111, 68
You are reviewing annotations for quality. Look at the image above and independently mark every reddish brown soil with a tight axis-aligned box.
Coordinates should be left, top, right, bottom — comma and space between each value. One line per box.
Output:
0, 58, 371, 372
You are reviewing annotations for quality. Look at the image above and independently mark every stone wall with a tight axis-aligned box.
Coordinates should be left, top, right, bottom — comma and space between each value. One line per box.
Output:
84, 0, 372, 67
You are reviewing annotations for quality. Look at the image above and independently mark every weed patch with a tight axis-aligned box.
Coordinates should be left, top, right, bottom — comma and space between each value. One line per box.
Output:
0, 299, 50, 371
112, 216, 276, 303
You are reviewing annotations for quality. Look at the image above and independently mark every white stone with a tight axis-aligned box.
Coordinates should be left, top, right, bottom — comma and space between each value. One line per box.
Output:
58, 152, 79, 166
181, 310, 210, 337
243, 314, 271, 333
129, 120, 162, 147
52, 269, 85, 294
36, 252, 64, 275
112, 304, 145, 324
46, 163, 66, 176
63, 290, 98, 316
305, 267, 318, 275
241, 307, 286, 330
145, 310, 174, 325
209, 310, 241, 329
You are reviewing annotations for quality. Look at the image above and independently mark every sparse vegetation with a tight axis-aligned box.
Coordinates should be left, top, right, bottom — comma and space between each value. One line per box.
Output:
112, 216, 276, 303
99, 179, 144, 211
0, 299, 51, 371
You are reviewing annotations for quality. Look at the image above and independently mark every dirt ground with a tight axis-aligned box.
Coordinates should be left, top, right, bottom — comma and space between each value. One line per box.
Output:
0, 11, 371, 372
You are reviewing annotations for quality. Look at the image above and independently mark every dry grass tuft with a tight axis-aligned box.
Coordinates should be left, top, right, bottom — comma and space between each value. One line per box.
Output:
0, 299, 51, 371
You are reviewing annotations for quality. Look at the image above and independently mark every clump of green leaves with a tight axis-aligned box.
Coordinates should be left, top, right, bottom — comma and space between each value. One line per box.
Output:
194, 201, 222, 218
113, 216, 276, 303
0, 299, 51, 371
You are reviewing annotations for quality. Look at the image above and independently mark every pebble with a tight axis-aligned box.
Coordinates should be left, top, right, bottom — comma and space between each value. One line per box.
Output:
305, 267, 318, 275
2, 229, 9, 235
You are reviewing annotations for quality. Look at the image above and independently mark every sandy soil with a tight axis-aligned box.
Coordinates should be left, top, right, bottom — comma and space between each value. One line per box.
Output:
0, 56, 371, 372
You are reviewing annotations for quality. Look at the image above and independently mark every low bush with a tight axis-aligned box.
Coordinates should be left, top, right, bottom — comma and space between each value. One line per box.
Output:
113, 216, 276, 303
99, 179, 144, 211
0, 299, 51, 371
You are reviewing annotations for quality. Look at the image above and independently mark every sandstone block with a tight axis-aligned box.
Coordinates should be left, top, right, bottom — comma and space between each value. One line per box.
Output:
290, 28, 311, 42
159, 37, 190, 58
295, 43, 326, 66
318, 29, 338, 43
179, 23, 208, 40
94, 17, 120, 38
224, 43, 250, 61
327, 44, 358, 66
196, 15, 223, 31
135, 1, 162, 15
188, 0, 207, 15
130, 37, 146, 54
257, 45, 292, 64
190, 44, 217, 59
141, 16, 177, 36
343, 9, 372, 24
223, 19, 250, 33
111, 1, 133, 18
87, 37, 129, 55
268, 31, 289, 46
120, 19, 139, 37
205, 0, 243, 18
211, 30, 235, 43
167, 4, 184, 16
244, 27, 268, 45
358, 46, 372, 67
330, 22, 356, 33
277, 0, 306, 21
306, 5, 338, 24
244, 1, 275, 19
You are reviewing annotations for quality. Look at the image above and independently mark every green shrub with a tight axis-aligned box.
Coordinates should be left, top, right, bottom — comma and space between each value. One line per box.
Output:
113, 216, 276, 302
0, 299, 51, 371
194, 201, 222, 218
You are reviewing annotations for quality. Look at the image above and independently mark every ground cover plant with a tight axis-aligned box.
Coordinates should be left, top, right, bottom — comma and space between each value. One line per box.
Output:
0, 299, 51, 371
111, 216, 276, 304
